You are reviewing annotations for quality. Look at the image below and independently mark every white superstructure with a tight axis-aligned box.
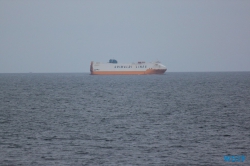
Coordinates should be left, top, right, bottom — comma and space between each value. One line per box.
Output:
90, 59, 167, 75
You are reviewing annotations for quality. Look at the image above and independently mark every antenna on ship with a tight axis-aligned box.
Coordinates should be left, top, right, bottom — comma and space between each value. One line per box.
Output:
156, 58, 160, 63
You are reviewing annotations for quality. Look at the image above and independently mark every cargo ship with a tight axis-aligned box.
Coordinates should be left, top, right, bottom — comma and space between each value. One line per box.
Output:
90, 59, 167, 75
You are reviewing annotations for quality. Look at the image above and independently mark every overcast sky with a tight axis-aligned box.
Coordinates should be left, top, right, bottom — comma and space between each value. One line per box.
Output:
1, 0, 250, 73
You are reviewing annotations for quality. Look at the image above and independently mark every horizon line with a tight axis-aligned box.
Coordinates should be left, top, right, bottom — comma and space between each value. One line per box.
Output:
1, 71, 250, 74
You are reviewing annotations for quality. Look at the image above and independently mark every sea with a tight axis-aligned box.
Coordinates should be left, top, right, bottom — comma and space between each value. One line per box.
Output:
0, 72, 249, 166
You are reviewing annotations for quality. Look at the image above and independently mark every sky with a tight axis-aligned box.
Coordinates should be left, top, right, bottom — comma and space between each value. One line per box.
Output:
1, 0, 250, 73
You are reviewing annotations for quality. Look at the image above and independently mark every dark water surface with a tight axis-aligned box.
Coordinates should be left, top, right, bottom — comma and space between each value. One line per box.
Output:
0, 72, 249, 165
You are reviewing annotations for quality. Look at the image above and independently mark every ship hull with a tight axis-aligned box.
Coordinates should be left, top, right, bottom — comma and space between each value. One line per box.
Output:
91, 69, 166, 75
90, 60, 167, 75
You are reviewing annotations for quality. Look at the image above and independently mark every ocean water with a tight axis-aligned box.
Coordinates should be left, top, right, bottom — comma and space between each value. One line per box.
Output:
0, 72, 249, 166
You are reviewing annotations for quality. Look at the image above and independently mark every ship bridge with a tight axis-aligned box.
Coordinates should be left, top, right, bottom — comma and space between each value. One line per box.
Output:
109, 59, 118, 63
